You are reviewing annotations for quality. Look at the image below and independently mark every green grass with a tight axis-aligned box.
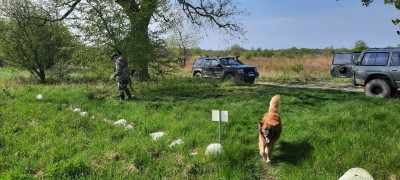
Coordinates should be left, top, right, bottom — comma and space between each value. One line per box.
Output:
0, 68, 19, 80
1, 74, 400, 179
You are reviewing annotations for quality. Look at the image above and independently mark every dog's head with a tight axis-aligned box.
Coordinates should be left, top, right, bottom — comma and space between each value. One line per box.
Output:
259, 113, 280, 143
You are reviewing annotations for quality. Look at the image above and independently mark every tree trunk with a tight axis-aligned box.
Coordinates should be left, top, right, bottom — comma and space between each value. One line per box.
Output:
117, 0, 157, 81
33, 67, 47, 84
183, 48, 187, 67
128, 27, 152, 81
38, 68, 46, 84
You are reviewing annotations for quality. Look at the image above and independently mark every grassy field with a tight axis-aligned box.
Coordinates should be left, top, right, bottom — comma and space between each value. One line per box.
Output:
1, 69, 400, 179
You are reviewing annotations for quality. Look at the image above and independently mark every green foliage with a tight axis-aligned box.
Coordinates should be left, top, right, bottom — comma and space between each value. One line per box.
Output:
0, 67, 19, 81
191, 47, 336, 60
166, 12, 200, 67
66, 0, 246, 81
3, 169, 33, 180
227, 44, 246, 52
244, 51, 254, 60
0, 1, 75, 84
353, 40, 369, 51
290, 63, 304, 74
362, 0, 400, 8
231, 50, 242, 56
360, 0, 400, 34
227, 44, 245, 57
261, 49, 274, 58
69, 45, 114, 81
45, 159, 91, 178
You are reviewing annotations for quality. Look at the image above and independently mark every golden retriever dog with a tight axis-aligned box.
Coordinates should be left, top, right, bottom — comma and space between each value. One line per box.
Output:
259, 95, 282, 162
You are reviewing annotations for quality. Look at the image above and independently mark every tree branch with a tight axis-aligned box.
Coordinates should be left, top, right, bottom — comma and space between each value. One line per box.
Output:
87, 1, 114, 38
27, 0, 81, 25
115, 0, 140, 12
176, 0, 242, 31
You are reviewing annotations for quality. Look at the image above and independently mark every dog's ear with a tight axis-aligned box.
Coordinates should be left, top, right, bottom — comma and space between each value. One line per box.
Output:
258, 121, 263, 128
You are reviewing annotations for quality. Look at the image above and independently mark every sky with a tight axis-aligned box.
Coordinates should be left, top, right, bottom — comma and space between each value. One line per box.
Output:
197, 0, 400, 50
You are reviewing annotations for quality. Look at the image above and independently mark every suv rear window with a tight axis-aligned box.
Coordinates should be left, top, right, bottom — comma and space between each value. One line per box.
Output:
361, 52, 390, 66
333, 53, 353, 65
392, 53, 400, 66
204, 60, 212, 67
193, 59, 204, 67
211, 60, 219, 67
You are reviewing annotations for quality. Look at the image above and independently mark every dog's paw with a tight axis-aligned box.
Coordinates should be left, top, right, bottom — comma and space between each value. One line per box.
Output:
266, 159, 271, 163
261, 156, 268, 162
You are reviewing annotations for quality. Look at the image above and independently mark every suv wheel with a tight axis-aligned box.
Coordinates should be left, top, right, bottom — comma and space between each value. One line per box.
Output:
365, 79, 392, 98
194, 72, 203, 78
391, 87, 398, 97
246, 78, 255, 84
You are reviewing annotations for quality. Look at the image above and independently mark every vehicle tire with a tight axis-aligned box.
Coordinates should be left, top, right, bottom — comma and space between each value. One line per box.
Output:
194, 72, 203, 78
391, 87, 398, 98
365, 79, 392, 98
247, 78, 255, 84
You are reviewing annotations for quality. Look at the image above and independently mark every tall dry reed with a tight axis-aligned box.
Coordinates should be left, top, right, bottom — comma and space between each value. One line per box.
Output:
242, 55, 333, 78
184, 54, 334, 81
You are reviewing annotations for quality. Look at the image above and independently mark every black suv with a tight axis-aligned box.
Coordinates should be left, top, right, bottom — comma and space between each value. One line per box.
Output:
191, 56, 259, 83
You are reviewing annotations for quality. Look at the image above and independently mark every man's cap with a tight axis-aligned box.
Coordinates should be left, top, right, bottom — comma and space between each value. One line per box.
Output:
110, 53, 119, 60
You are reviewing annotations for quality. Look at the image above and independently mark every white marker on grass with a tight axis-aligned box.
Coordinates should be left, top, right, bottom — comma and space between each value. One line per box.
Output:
212, 110, 228, 143
36, 94, 43, 100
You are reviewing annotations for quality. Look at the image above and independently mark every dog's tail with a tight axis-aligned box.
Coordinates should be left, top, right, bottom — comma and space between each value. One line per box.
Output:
269, 95, 280, 113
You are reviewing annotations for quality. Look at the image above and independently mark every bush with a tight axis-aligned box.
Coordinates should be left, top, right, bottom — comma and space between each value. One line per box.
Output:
244, 51, 254, 60
353, 40, 369, 51
261, 49, 274, 58
291, 64, 304, 74
231, 50, 242, 56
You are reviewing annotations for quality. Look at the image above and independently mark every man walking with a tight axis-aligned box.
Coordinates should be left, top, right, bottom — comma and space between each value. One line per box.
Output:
110, 54, 132, 101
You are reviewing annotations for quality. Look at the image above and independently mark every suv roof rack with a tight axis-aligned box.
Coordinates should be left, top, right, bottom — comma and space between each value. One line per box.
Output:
365, 48, 400, 51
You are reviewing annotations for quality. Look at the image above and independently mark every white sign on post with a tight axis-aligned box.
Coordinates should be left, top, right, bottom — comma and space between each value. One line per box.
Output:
212, 110, 229, 143
212, 110, 228, 122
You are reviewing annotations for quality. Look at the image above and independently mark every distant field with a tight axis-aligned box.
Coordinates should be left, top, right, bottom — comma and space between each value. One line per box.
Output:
1, 72, 399, 179
243, 55, 332, 81
183, 54, 350, 84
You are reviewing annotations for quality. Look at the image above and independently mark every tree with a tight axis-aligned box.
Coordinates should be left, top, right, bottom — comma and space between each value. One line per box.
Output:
353, 40, 369, 51
227, 44, 246, 52
361, 0, 399, 7
167, 12, 200, 67
261, 49, 274, 58
226, 44, 245, 56
338, 0, 400, 34
359, 0, 400, 34
30, 0, 246, 81
0, 0, 74, 84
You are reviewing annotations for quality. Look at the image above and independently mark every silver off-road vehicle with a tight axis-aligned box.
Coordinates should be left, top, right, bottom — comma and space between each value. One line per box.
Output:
331, 48, 400, 98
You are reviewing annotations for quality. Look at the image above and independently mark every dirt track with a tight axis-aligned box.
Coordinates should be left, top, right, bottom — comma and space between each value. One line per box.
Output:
255, 82, 364, 93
